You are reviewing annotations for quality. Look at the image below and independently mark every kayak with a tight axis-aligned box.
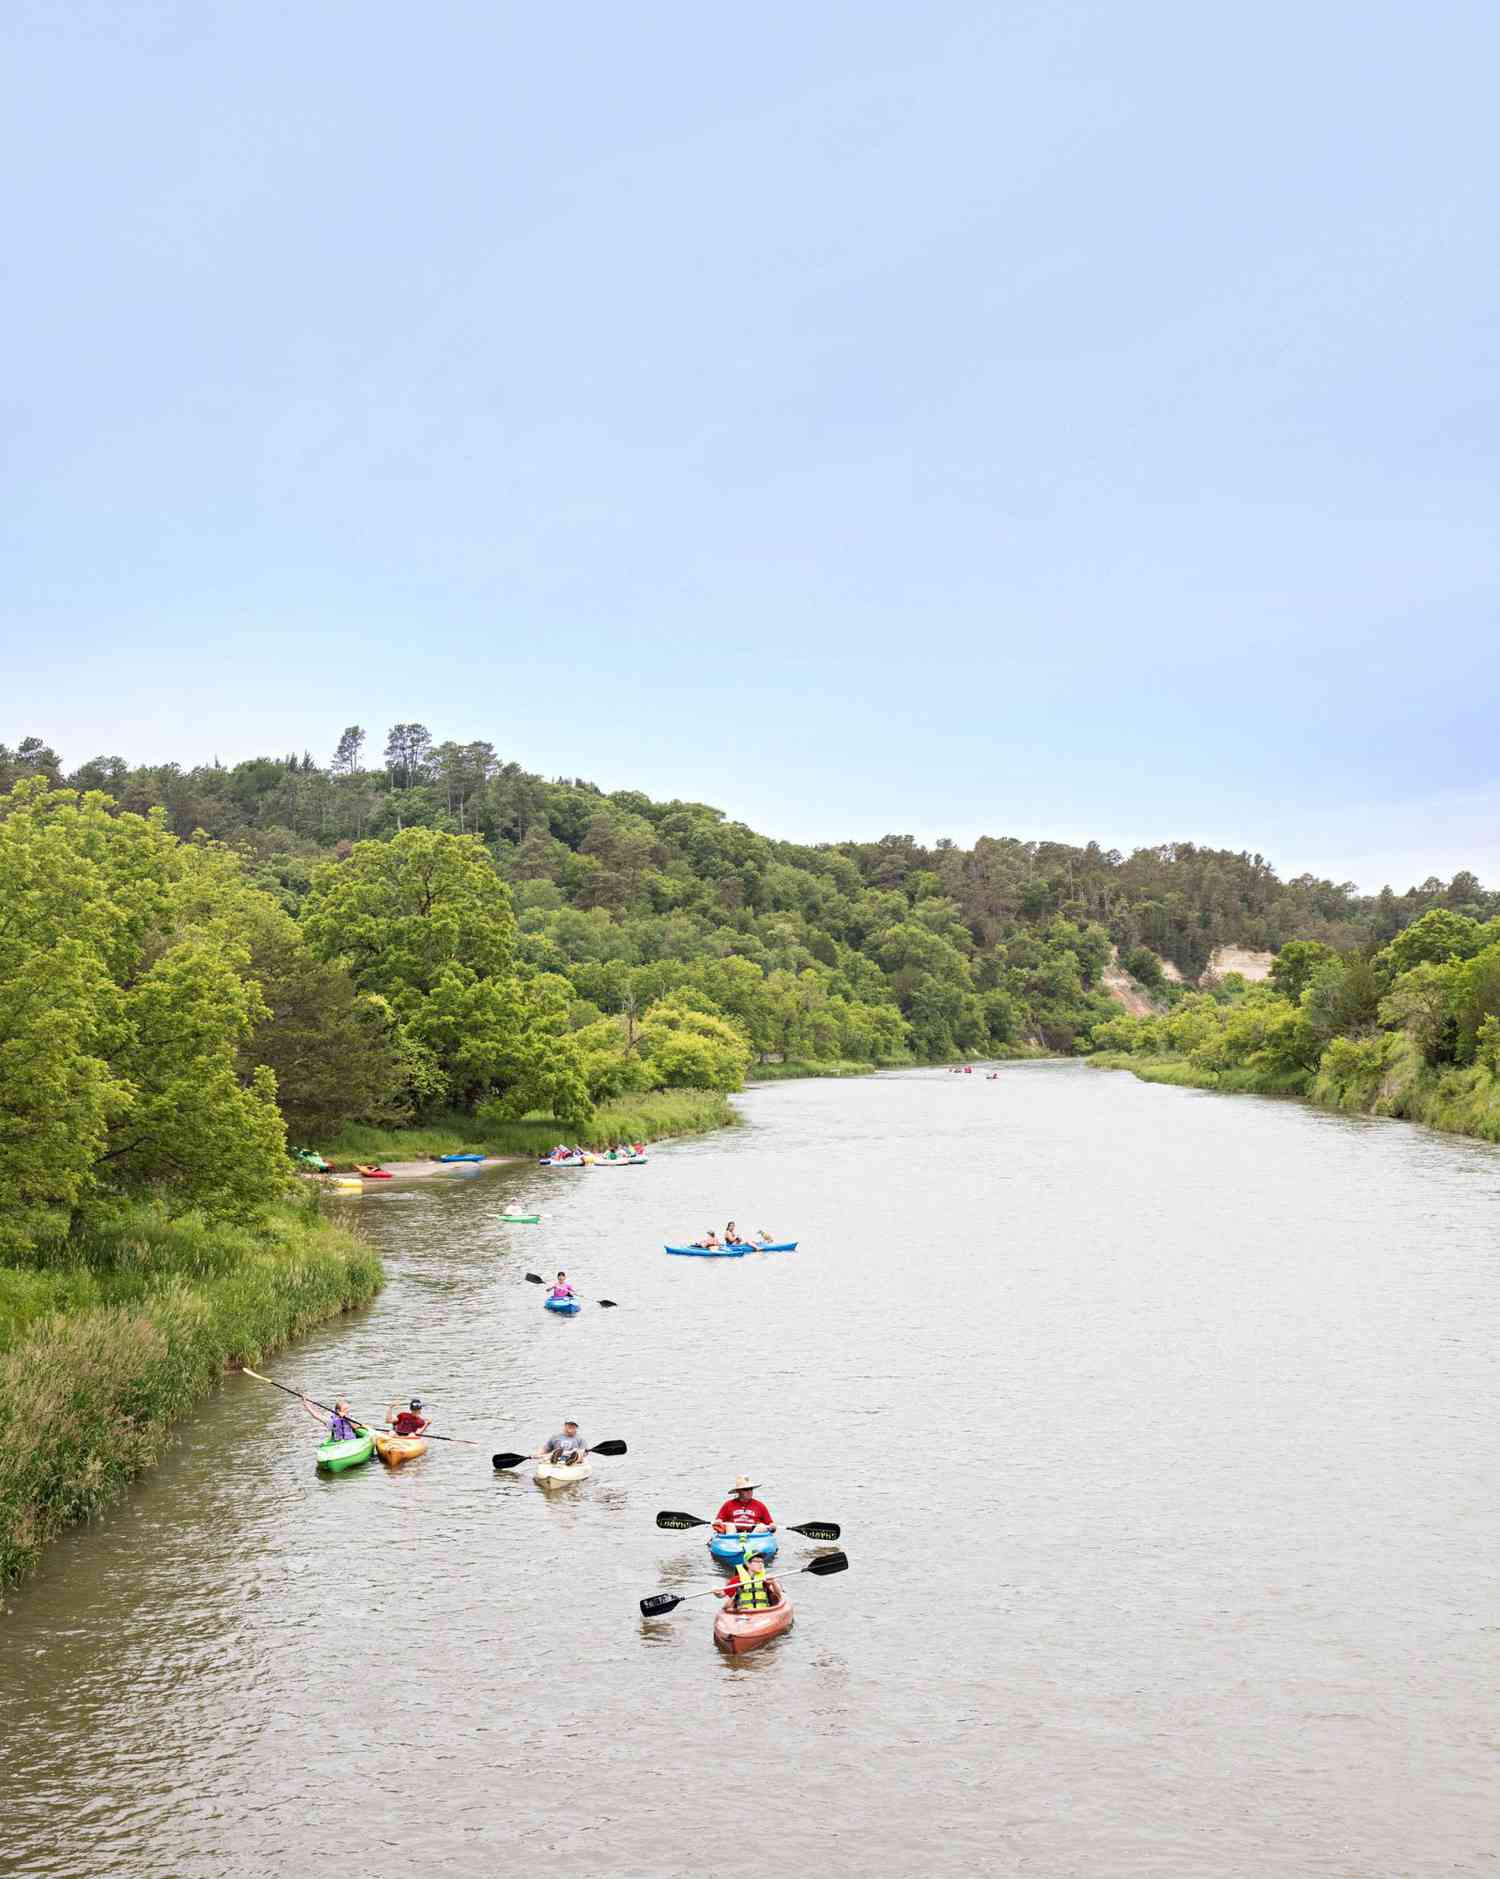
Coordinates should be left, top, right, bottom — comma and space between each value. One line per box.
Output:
664, 1242, 798, 1257
328, 1178, 365, 1192
374, 1432, 428, 1467
439, 1153, 485, 1163
316, 1428, 375, 1472
355, 1164, 393, 1179
539, 1153, 585, 1166
535, 1455, 592, 1485
709, 1528, 780, 1566
544, 1294, 581, 1314
713, 1587, 794, 1655
589, 1155, 648, 1167
499, 1211, 541, 1225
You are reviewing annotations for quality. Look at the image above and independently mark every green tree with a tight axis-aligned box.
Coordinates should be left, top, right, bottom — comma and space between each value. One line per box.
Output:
1269, 940, 1337, 1006
637, 1003, 751, 1090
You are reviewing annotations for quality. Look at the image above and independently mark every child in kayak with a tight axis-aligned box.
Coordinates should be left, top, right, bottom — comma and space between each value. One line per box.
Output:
386, 1397, 429, 1437
301, 1394, 363, 1441
549, 1272, 575, 1300
717, 1555, 783, 1611
714, 1475, 775, 1534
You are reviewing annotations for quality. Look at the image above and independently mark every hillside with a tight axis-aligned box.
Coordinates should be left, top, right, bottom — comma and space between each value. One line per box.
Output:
3, 728, 1493, 1086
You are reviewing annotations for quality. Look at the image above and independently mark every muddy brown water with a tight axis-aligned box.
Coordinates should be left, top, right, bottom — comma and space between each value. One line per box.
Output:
2, 1065, 1496, 1877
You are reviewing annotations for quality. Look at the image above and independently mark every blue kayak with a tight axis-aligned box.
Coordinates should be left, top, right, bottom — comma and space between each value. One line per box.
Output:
544, 1294, 581, 1314
664, 1241, 798, 1257
709, 1528, 780, 1566
439, 1153, 485, 1163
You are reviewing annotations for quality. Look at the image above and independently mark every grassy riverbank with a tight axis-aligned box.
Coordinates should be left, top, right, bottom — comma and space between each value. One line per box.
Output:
320, 1088, 737, 1163
0, 1198, 381, 1592
1088, 1044, 1500, 1142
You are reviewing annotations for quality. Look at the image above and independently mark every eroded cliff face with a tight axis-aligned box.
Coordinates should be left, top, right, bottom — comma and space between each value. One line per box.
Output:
1204, 946, 1275, 982
1101, 948, 1161, 1016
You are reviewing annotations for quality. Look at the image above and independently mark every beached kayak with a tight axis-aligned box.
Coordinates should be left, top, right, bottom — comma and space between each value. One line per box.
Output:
709, 1528, 780, 1566
355, 1164, 393, 1179
439, 1152, 485, 1163
499, 1211, 541, 1224
713, 1588, 794, 1655
664, 1242, 798, 1257
544, 1294, 581, 1314
535, 1455, 592, 1485
316, 1428, 375, 1472
374, 1432, 427, 1468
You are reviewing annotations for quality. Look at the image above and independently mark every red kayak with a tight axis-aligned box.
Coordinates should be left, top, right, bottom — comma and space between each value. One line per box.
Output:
713, 1586, 794, 1655
355, 1164, 393, 1180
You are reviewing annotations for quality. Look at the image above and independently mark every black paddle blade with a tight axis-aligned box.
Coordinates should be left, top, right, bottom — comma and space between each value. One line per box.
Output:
491, 1452, 526, 1470
589, 1439, 628, 1456
598, 1298, 618, 1308
789, 1521, 841, 1541
655, 1510, 707, 1530
524, 1273, 545, 1285
805, 1550, 849, 1576
639, 1593, 681, 1617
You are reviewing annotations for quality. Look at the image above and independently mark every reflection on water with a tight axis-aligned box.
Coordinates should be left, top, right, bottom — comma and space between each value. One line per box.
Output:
2, 1065, 1497, 1877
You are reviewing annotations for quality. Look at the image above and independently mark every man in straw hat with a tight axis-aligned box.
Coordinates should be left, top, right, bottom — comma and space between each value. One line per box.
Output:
713, 1474, 775, 1535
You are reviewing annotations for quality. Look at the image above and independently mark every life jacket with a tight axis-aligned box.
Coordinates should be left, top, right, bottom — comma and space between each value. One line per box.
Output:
733, 1563, 773, 1611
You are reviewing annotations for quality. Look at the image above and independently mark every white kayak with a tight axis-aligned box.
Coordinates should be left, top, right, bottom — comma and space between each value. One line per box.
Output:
534, 1455, 593, 1486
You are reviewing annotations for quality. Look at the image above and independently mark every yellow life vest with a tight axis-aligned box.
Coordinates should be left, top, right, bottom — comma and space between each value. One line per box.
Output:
733, 1563, 772, 1611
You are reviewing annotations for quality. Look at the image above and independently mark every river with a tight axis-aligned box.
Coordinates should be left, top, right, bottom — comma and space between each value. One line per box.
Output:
1, 1064, 1496, 1878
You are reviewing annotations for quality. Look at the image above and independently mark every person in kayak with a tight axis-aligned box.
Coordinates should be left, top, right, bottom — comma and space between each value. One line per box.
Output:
536, 1420, 587, 1467
724, 1221, 746, 1245
301, 1394, 363, 1441
714, 1475, 775, 1534
716, 1554, 783, 1611
386, 1397, 429, 1437
549, 1271, 576, 1300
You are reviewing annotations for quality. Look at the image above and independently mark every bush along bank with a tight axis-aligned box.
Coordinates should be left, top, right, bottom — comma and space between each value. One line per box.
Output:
1085, 914, 1500, 1146
318, 1088, 737, 1165
0, 1198, 381, 1593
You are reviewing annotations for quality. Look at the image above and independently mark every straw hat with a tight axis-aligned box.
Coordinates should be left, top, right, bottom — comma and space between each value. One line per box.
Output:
732, 1474, 760, 1492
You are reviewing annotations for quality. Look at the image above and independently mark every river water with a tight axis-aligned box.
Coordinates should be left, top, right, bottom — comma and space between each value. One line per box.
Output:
1, 1064, 1496, 1878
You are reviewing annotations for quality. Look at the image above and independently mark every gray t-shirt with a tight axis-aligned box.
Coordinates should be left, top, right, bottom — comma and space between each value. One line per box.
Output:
547, 1431, 585, 1459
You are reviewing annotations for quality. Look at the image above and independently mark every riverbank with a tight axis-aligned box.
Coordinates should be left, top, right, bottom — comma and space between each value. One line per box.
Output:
1087, 1044, 1500, 1142
318, 1088, 737, 1165
0, 1198, 381, 1593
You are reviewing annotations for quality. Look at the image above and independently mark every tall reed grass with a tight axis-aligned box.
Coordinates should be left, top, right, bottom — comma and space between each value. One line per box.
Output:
0, 1199, 380, 1589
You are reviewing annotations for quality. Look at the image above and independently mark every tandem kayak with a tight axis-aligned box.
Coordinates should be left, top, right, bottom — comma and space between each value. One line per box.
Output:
713, 1589, 794, 1655
374, 1432, 427, 1468
664, 1242, 798, 1257
544, 1294, 581, 1314
539, 1153, 586, 1166
709, 1528, 780, 1566
439, 1153, 485, 1163
535, 1455, 592, 1485
316, 1428, 375, 1472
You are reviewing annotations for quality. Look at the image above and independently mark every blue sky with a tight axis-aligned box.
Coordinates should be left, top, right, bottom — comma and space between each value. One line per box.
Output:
3, 1, 1497, 890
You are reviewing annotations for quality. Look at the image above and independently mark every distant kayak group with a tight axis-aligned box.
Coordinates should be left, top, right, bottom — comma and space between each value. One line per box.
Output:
539, 1142, 648, 1167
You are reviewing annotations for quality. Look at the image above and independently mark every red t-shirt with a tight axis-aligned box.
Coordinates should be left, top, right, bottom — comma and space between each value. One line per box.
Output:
716, 1496, 772, 1528
393, 1411, 427, 1435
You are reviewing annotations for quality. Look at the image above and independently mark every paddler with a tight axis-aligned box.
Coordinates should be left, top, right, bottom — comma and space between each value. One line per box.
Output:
716, 1553, 783, 1611
724, 1220, 745, 1245
301, 1394, 364, 1441
386, 1397, 429, 1437
549, 1270, 576, 1300
713, 1474, 775, 1535
535, 1419, 587, 1468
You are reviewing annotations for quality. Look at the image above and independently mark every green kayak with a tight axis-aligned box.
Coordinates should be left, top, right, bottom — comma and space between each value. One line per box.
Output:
316, 1427, 375, 1473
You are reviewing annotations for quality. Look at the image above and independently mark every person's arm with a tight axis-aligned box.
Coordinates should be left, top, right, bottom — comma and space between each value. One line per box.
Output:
300, 1396, 326, 1428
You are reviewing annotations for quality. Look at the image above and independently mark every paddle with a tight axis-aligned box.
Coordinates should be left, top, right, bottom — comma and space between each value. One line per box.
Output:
240, 1367, 477, 1445
525, 1272, 618, 1307
640, 1551, 849, 1617
656, 1510, 842, 1542
491, 1439, 628, 1470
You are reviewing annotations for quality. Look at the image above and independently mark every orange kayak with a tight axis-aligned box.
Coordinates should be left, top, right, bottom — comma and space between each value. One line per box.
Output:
713, 1586, 794, 1655
374, 1433, 428, 1468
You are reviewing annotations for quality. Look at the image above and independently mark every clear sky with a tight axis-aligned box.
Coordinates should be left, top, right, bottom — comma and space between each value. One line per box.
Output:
4, 1, 1497, 891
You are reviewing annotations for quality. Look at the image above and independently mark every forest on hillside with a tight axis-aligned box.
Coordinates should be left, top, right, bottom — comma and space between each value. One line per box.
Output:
4, 726, 1493, 1100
